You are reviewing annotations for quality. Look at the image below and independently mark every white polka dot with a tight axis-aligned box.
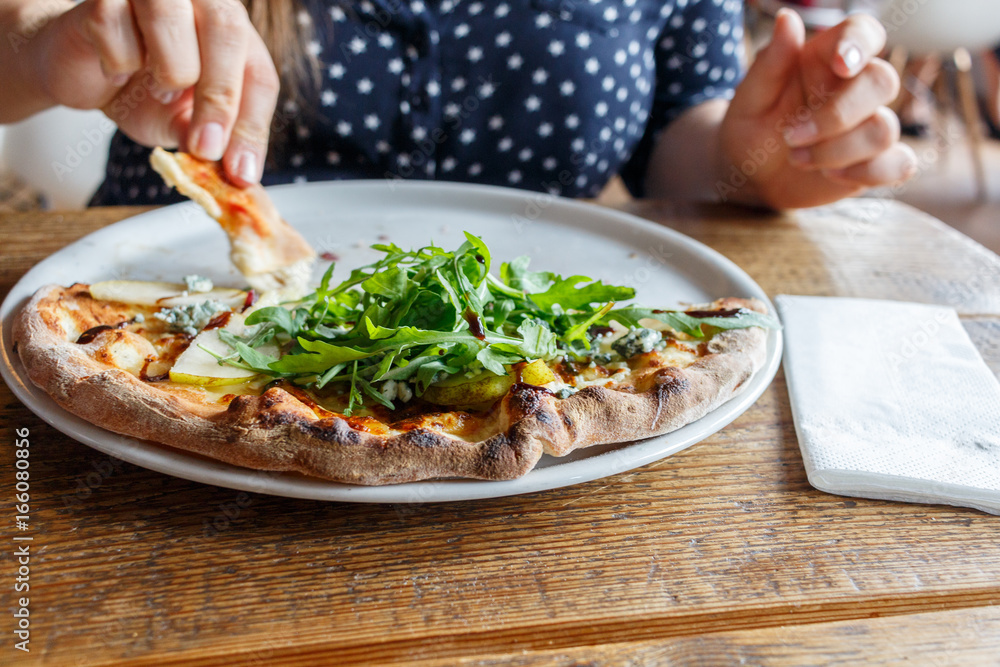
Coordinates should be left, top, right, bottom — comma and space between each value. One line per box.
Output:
348, 37, 367, 54
479, 81, 496, 97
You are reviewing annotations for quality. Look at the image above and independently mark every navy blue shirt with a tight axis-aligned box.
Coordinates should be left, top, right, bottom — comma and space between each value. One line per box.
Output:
91, 0, 744, 205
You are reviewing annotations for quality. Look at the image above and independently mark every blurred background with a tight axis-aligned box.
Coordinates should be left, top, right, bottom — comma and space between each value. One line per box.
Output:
2, 0, 1000, 253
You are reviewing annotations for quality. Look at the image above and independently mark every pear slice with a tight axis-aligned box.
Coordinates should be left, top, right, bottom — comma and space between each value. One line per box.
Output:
169, 328, 258, 386
158, 288, 247, 308
518, 359, 556, 386
423, 372, 515, 406
90, 280, 247, 308
90, 280, 186, 305
168, 313, 277, 386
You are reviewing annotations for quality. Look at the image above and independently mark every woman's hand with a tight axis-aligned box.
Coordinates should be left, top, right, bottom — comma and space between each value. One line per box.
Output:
719, 9, 917, 208
21, 0, 279, 185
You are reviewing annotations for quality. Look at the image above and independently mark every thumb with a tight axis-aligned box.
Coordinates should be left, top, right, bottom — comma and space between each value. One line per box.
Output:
736, 8, 806, 115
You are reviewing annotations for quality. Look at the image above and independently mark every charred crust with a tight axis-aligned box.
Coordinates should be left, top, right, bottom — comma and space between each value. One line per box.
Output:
560, 412, 576, 439
226, 395, 252, 413
258, 409, 300, 428
481, 433, 516, 469
338, 421, 363, 446
300, 418, 341, 443
655, 373, 691, 397
260, 388, 286, 409
403, 428, 445, 449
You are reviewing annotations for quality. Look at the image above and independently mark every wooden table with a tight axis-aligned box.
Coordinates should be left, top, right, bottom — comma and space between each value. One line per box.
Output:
2, 200, 999, 665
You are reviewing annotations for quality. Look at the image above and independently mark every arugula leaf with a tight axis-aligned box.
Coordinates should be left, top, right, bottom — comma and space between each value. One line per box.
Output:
245, 306, 306, 337
357, 376, 395, 409
501, 255, 554, 294
530, 277, 635, 311
361, 265, 408, 299
562, 302, 616, 348
489, 320, 557, 358
462, 231, 491, 275
270, 339, 373, 373
345, 361, 363, 416
476, 347, 517, 376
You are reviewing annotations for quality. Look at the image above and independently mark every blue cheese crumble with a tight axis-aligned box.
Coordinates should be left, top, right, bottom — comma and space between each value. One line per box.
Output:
611, 328, 662, 359
153, 300, 228, 336
183, 274, 214, 293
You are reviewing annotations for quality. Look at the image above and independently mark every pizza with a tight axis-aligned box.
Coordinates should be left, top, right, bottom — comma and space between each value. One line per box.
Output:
12, 151, 776, 486
149, 147, 316, 294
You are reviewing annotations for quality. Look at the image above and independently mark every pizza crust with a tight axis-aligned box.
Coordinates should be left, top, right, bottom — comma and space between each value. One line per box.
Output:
13, 286, 768, 485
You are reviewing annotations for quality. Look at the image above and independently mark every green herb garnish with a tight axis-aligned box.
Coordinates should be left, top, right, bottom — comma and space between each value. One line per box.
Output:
220, 233, 778, 414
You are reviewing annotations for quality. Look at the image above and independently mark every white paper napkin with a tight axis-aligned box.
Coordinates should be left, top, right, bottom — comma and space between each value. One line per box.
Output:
775, 295, 1000, 515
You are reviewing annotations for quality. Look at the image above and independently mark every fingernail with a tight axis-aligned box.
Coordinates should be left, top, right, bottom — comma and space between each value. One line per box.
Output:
784, 121, 817, 147
236, 151, 259, 183
111, 74, 130, 87
838, 42, 863, 75
195, 122, 225, 161
154, 90, 180, 105
789, 148, 811, 165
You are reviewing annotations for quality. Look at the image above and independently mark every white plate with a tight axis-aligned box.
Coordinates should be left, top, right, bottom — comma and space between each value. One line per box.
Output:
0, 181, 781, 503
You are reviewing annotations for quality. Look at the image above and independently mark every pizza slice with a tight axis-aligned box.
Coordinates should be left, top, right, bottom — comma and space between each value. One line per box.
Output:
13, 231, 777, 485
149, 147, 316, 295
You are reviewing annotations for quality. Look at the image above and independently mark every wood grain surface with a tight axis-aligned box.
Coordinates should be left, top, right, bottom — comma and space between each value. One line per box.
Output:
1, 200, 998, 666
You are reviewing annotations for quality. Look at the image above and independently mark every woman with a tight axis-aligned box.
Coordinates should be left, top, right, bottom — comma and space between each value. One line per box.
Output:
0, 0, 915, 209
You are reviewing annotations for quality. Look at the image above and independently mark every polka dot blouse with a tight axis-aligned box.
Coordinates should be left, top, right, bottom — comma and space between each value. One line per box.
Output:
90, 0, 745, 206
